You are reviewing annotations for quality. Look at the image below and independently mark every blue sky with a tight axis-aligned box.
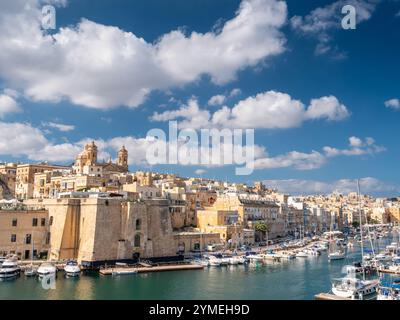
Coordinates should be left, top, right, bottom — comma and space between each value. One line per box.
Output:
0, 0, 399, 196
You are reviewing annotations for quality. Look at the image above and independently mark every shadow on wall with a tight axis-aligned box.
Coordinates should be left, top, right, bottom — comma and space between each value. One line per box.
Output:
0, 177, 13, 200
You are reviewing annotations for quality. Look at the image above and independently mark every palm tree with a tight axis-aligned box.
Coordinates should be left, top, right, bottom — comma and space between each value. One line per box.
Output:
254, 221, 270, 242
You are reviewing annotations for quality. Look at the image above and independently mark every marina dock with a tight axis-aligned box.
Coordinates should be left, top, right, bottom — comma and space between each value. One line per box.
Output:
99, 263, 204, 275
378, 269, 400, 275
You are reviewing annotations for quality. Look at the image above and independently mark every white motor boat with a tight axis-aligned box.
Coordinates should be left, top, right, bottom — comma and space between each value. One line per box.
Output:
37, 263, 57, 279
387, 258, 400, 273
277, 251, 296, 260
377, 282, 400, 300
247, 255, 264, 266
112, 269, 138, 276
194, 259, 210, 267
0, 256, 20, 279
24, 265, 38, 277
332, 277, 378, 299
329, 251, 346, 260
207, 256, 222, 267
234, 256, 247, 264
295, 251, 308, 258
304, 249, 320, 256
227, 257, 239, 265
64, 260, 81, 277
375, 253, 391, 262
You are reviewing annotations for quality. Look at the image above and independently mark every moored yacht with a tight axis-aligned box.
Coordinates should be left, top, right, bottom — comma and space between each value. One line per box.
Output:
295, 251, 308, 258
247, 254, 264, 266
377, 284, 400, 300
206, 255, 222, 267
329, 251, 346, 260
377, 278, 400, 300
0, 256, 20, 279
276, 251, 296, 260
64, 260, 81, 277
331, 277, 378, 299
37, 263, 57, 279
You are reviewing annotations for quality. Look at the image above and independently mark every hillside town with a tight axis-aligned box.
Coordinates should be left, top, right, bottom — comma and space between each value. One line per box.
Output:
0, 141, 399, 266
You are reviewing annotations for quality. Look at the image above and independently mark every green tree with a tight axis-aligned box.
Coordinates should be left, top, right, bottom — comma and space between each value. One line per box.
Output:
254, 221, 270, 242
255, 221, 268, 233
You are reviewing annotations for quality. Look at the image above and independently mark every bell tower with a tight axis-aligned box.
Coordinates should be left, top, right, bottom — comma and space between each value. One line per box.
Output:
86, 141, 98, 165
117, 145, 128, 170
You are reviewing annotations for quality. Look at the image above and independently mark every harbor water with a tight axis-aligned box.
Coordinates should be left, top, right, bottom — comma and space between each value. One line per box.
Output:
0, 236, 396, 300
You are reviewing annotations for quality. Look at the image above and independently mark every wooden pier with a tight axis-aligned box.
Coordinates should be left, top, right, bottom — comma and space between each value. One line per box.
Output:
314, 293, 351, 300
378, 269, 400, 275
99, 263, 204, 275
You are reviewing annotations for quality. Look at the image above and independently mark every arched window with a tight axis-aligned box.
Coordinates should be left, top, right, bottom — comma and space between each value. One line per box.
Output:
134, 234, 140, 247
135, 219, 141, 230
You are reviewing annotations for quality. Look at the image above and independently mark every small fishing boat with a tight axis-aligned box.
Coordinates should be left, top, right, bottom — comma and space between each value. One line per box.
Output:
112, 269, 138, 276
24, 265, 38, 277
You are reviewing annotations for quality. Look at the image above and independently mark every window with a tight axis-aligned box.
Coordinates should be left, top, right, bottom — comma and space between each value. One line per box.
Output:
45, 232, 51, 245
135, 219, 141, 230
134, 234, 140, 247
41, 218, 46, 226
11, 234, 16, 243
49, 216, 53, 226
12, 218, 17, 227
25, 234, 31, 244
32, 218, 38, 227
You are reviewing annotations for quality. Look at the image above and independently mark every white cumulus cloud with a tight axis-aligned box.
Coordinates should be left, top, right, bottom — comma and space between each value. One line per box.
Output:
208, 95, 226, 106
290, 0, 378, 56
385, 98, 400, 110
262, 177, 400, 196
151, 91, 350, 129
0, 92, 21, 118
42, 122, 75, 132
323, 136, 385, 157
0, 0, 287, 110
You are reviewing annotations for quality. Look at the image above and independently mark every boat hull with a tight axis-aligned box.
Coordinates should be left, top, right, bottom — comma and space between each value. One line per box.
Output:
0, 269, 20, 279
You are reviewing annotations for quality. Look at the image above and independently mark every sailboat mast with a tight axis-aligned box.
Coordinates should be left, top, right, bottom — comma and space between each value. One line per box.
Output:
357, 179, 365, 280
